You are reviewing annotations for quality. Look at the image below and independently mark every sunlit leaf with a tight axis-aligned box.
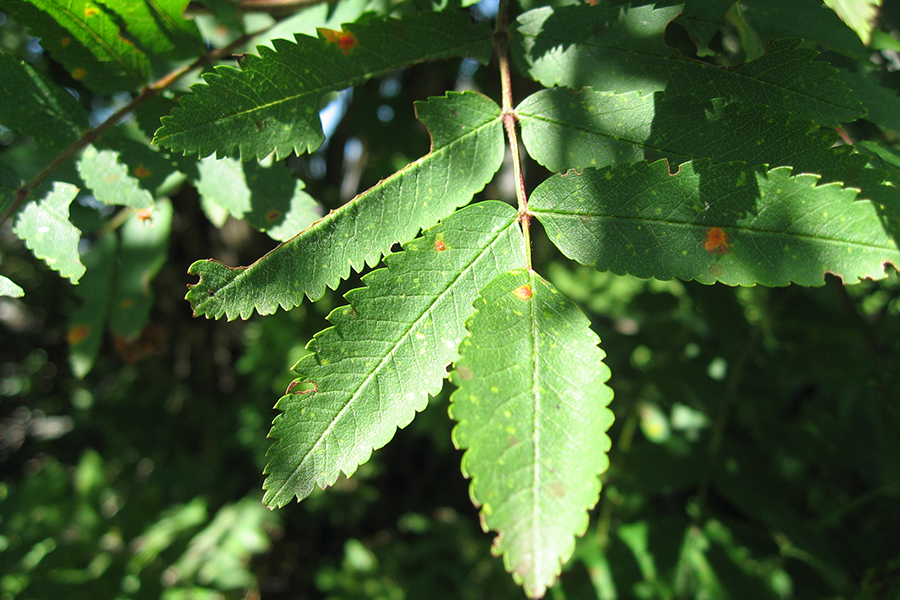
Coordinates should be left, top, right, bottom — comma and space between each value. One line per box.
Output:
449, 268, 614, 598
13, 182, 85, 283
95, 0, 204, 59
824, 0, 881, 45
77, 145, 155, 210
530, 161, 900, 286
511, 4, 865, 126
154, 11, 494, 160
263, 201, 527, 507
0, 275, 25, 298
186, 91, 505, 319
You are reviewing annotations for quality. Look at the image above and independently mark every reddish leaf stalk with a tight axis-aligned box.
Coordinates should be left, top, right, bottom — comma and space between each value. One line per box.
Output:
495, 0, 532, 269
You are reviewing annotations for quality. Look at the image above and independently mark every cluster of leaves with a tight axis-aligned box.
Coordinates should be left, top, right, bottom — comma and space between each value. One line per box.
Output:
2, 0, 900, 597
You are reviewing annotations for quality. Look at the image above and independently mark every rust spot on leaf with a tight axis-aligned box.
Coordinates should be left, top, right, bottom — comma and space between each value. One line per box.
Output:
61, 37, 71, 47
434, 239, 446, 251
267, 209, 281, 222
318, 27, 359, 54
132, 165, 152, 179
67, 324, 91, 345
84, 6, 100, 16
703, 227, 730, 254
72, 68, 87, 80
135, 208, 153, 223
513, 284, 532, 300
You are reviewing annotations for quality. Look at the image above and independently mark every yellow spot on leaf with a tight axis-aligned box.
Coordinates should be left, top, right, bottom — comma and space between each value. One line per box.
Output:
513, 284, 532, 300
85, 6, 100, 16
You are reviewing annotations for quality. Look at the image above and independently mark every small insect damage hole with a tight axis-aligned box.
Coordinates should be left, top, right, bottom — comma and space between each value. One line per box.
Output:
286, 380, 318, 395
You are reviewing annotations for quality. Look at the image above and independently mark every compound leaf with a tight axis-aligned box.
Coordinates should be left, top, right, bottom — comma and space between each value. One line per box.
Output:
0, 53, 89, 148
186, 91, 505, 320
13, 182, 85, 284
449, 268, 614, 599
263, 201, 527, 507
511, 4, 864, 126
530, 161, 900, 286
154, 11, 494, 160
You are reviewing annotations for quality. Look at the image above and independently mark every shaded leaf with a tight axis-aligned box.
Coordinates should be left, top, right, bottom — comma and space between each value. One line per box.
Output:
0, 53, 88, 148
834, 68, 900, 133
449, 268, 614, 599
529, 161, 900, 286
13, 182, 85, 283
0, 160, 21, 217
108, 201, 173, 340
186, 91, 505, 320
743, 0, 871, 61
68, 234, 117, 378
77, 145, 155, 210
195, 157, 323, 242
517, 88, 867, 182
511, 4, 865, 126
263, 201, 527, 507
154, 11, 494, 160
2, 0, 150, 94
824, 0, 880, 46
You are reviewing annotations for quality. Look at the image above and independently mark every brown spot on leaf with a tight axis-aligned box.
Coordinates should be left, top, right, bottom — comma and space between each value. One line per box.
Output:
132, 165, 152, 179
456, 366, 473, 381
434, 239, 446, 251
67, 324, 91, 345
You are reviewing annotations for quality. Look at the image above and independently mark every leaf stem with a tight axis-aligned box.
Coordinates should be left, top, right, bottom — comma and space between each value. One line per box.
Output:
495, 0, 531, 269
0, 28, 268, 228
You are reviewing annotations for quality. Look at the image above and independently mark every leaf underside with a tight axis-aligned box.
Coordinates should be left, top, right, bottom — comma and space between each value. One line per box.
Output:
186, 91, 505, 320
512, 4, 865, 126
530, 161, 900, 286
153, 11, 494, 160
263, 201, 527, 507
450, 268, 614, 599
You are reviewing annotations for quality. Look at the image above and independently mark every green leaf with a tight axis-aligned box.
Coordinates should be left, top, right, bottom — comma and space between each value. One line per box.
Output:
0, 160, 21, 217
154, 11, 494, 160
68, 233, 117, 378
13, 182, 85, 284
517, 88, 867, 182
0, 275, 25, 298
195, 157, 323, 242
834, 68, 900, 133
449, 268, 614, 599
0, 53, 89, 148
95, 0, 204, 59
743, 0, 870, 61
529, 161, 900, 286
77, 145, 155, 210
186, 91, 505, 320
108, 200, 173, 340
511, 4, 865, 126
263, 201, 527, 507
824, 0, 880, 46
2, 0, 150, 94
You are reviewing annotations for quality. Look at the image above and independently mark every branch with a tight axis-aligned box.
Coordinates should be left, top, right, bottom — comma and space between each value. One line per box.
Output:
0, 28, 269, 228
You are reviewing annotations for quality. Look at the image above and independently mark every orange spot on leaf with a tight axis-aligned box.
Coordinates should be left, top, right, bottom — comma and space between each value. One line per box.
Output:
135, 208, 153, 223
318, 27, 358, 54
72, 68, 87, 80
132, 165, 152, 179
84, 6, 100, 16
514, 284, 532, 300
68, 324, 91, 345
61, 37, 71, 47
434, 239, 446, 251
266, 209, 281, 222
703, 227, 731, 254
